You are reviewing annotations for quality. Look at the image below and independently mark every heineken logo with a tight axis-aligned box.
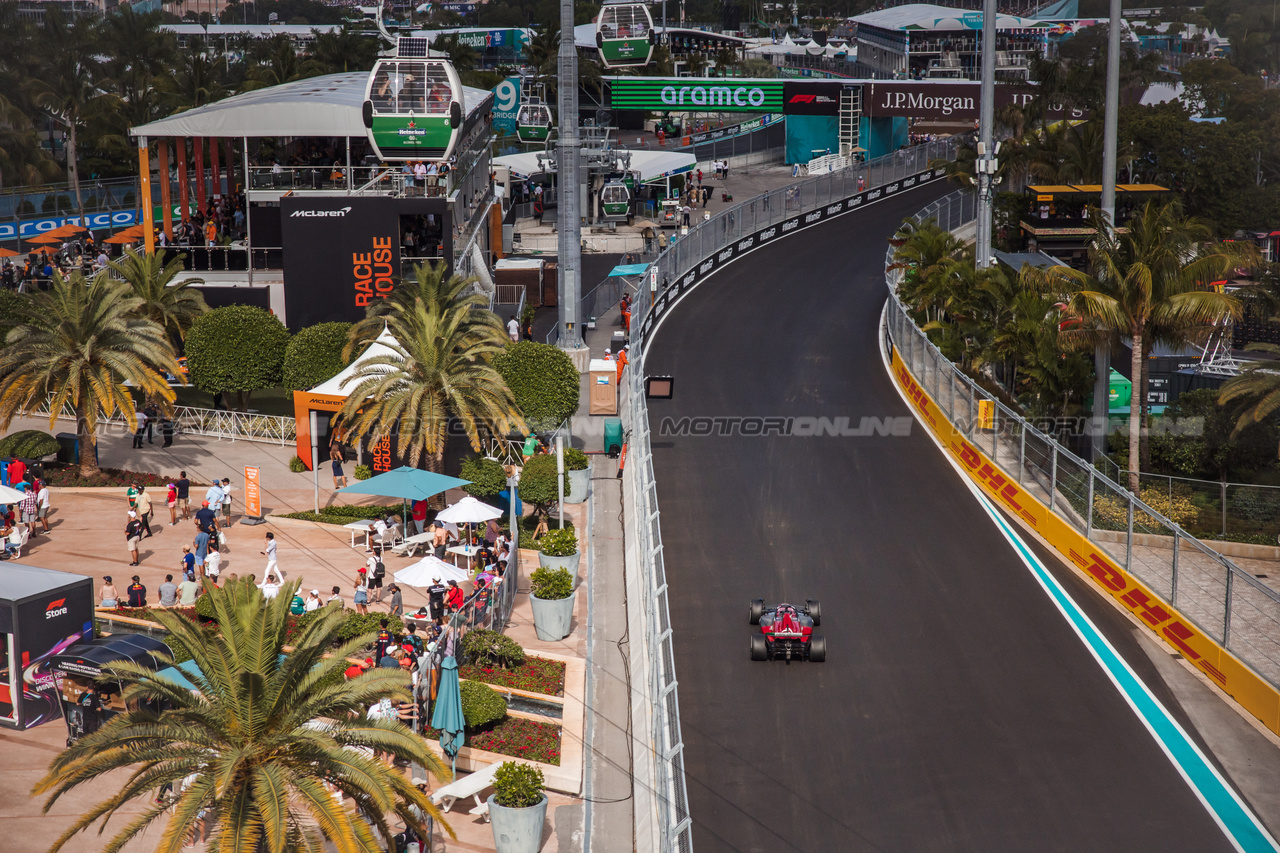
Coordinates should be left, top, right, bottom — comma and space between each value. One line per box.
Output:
660, 84, 767, 108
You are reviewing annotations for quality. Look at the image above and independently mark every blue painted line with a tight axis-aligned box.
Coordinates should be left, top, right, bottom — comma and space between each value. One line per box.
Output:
970, 488, 1280, 853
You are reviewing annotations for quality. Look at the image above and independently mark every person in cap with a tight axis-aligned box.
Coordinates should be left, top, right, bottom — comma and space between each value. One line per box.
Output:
99, 576, 119, 608
426, 576, 447, 622
126, 574, 147, 607
387, 583, 403, 618
616, 344, 629, 382
353, 569, 370, 615
194, 499, 217, 533
444, 579, 464, 613
125, 511, 143, 566
304, 589, 322, 612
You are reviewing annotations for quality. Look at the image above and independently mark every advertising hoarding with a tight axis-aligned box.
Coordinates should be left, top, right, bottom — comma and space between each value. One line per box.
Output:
610, 78, 785, 113
782, 81, 843, 116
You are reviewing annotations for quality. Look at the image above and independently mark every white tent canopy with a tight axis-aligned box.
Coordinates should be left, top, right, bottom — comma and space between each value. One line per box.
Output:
130, 72, 493, 140
309, 326, 401, 398
493, 149, 695, 184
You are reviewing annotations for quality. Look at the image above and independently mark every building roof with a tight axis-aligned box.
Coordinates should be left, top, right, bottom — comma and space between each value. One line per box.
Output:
1027, 183, 1170, 193
130, 72, 493, 140
573, 23, 746, 49
160, 24, 341, 37
852, 4, 1052, 32
0, 562, 89, 604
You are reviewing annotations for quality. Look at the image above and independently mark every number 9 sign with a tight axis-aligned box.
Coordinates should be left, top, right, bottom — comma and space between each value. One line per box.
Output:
495, 78, 520, 113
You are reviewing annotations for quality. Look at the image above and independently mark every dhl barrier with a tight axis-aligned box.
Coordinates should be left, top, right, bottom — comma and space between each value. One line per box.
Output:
885, 192, 1280, 736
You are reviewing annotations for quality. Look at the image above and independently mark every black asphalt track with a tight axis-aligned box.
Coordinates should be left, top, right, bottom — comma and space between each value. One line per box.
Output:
643, 183, 1238, 853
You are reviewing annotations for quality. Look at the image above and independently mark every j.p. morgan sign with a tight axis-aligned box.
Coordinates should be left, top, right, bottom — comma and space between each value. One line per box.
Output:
609, 78, 785, 113
864, 81, 1087, 120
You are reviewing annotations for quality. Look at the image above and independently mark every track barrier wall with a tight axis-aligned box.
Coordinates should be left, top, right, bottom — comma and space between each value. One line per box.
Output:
884, 191, 1280, 737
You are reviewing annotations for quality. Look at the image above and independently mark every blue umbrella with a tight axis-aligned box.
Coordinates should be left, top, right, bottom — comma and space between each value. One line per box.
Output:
338, 467, 470, 502
431, 655, 465, 775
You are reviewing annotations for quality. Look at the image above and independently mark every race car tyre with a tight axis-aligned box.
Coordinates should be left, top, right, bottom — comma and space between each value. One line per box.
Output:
809, 635, 826, 662
749, 598, 764, 625
750, 635, 768, 661
806, 599, 822, 626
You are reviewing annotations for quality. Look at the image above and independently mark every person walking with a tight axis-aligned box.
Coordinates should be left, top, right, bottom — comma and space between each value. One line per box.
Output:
331, 447, 346, 489
134, 486, 153, 538
143, 403, 158, 444
193, 516, 210, 567
370, 557, 386, 603
165, 482, 178, 526
35, 480, 50, 533
132, 409, 147, 449
507, 314, 520, 343
160, 416, 174, 448
19, 486, 37, 534
261, 532, 282, 583
353, 571, 370, 615
175, 471, 191, 521
125, 512, 143, 566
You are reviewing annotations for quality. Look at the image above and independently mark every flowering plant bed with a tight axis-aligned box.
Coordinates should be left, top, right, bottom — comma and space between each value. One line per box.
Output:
425, 715, 562, 765
41, 464, 199, 488
460, 655, 565, 697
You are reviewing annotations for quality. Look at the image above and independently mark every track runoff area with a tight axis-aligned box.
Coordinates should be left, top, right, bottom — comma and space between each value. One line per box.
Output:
643, 181, 1278, 853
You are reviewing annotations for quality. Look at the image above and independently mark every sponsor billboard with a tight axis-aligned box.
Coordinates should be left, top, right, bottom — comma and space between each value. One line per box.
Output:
492, 77, 521, 134
279, 196, 452, 329
782, 81, 843, 116
609, 78, 785, 112
6, 579, 94, 729
864, 81, 1088, 120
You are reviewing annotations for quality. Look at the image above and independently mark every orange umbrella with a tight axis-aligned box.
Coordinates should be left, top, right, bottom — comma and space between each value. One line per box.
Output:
44, 223, 88, 239
25, 233, 62, 244
27, 245, 57, 256
103, 232, 141, 245
0, 248, 19, 258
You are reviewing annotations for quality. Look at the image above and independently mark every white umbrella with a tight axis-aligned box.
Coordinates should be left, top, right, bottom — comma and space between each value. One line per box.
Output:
395, 555, 469, 587
435, 496, 503, 524
0, 484, 30, 504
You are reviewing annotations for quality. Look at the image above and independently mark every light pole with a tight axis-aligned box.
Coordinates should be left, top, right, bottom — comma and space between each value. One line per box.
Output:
1094, 0, 1122, 461
556, 0, 583, 352
974, 0, 996, 269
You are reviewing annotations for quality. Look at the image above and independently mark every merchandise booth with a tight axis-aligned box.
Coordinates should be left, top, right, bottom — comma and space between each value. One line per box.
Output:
293, 327, 404, 472
0, 564, 94, 731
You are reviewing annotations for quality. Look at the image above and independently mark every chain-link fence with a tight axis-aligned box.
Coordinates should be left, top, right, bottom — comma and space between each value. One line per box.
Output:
884, 189, 1280, 694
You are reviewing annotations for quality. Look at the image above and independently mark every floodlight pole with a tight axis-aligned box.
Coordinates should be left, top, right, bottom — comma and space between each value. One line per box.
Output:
974, 0, 996, 269
556, 435, 565, 529
1094, 0, 1122, 461
557, 0, 583, 351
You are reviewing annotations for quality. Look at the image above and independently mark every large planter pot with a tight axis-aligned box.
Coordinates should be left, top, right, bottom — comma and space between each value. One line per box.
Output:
488, 793, 548, 853
537, 549, 580, 579
529, 591, 576, 641
564, 467, 590, 504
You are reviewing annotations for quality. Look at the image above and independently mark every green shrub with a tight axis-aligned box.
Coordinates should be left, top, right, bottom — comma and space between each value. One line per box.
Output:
460, 679, 508, 729
538, 527, 577, 557
518, 454, 567, 517
0, 429, 60, 459
185, 305, 290, 402
530, 566, 573, 600
563, 446, 589, 471
461, 629, 526, 669
334, 611, 403, 644
354, 464, 372, 480
460, 456, 507, 499
194, 592, 216, 620
494, 341, 580, 431
493, 761, 545, 808
277, 504, 391, 524
288, 455, 307, 473
282, 322, 352, 391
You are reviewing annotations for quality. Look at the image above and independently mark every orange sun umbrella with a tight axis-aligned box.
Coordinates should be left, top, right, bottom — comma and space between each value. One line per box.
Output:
103, 232, 142, 245
27, 245, 57, 256
0, 247, 19, 258
44, 223, 88, 239
25, 233, 63, 244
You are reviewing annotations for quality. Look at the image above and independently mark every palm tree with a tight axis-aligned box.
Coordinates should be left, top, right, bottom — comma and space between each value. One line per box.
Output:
32, 8, 107, 218
347, 260, 503, 353
1022, 202, 1243, 491
106, 248, 209, 345
307, 24, 378, 75
889, 217, 965, 325
156, 41, 229, 113
1219, 345, 1280, 458
0, 271, 180, 477
338, 297, 524, 475
33, 578, 452, 853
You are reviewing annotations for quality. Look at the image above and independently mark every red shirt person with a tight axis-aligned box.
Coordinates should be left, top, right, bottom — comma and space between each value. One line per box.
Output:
8, 457, 25, 486
445, 580, 465, 612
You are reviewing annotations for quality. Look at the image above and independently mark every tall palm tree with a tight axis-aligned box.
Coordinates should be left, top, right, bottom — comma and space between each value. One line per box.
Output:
33, 578, 451, 853
0, 271, 180, 477
106, 248, 209, 346
1023, 202, 1243, 491
156, 41, 229, 114
347, 260, 502, 354
1219, 344, 1280, 458
32, 8, 107, 218
307, 24, 379, 75
338, 297, 524, 475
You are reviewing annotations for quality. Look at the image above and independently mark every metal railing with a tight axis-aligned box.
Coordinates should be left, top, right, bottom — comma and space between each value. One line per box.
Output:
884, 190, 1280, 692
26, 401, 297, 446
613, 136, 959, 853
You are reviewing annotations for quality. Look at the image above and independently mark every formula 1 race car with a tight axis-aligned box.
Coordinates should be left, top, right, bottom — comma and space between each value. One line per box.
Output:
749, 599, 825, 663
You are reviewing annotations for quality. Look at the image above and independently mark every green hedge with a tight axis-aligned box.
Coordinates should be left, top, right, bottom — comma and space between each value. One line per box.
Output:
283, 322, 352, 391
0, 429, 59, 459
494, 341, 580, 431
518, 453, 568, 513
185, 305, 290, 395
460, 680, 508, 729
276, 504, 392, 524
459, 456, 507, 499
461, 629, 526, 669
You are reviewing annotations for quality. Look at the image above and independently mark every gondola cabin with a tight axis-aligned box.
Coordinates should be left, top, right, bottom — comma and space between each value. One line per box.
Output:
516, 93, 553, 144
601, 179, 632, 221
362, 38, 464, 162
596, 2, 656, 68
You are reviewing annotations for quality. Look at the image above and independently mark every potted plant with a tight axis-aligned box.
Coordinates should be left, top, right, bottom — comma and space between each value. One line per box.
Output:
562, 447, 590, 505
528, 566, 575, 642
536, 527, 580, 577
488, 762, 547, 853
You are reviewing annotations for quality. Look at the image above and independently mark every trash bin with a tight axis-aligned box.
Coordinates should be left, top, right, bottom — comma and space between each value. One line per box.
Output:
55, 433, 77, 464
604, 418, 623, 457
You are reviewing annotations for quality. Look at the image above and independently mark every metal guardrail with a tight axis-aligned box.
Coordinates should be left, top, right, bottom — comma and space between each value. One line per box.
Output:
615, 136, 958, 853
884, 189, 1280, 692
26, 402, 297, 446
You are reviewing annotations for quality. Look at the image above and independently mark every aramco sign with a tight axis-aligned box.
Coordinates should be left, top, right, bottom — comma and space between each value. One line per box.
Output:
609, 78, 785, 113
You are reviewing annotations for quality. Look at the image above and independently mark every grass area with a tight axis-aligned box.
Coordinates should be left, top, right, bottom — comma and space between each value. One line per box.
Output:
460, 655, 565, 697
425, 715, 562, 765
173, 386, 296, 418
276, 504, 396, 524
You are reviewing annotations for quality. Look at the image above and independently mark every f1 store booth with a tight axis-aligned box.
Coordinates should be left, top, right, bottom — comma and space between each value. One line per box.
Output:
606, 77, 1082, 163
